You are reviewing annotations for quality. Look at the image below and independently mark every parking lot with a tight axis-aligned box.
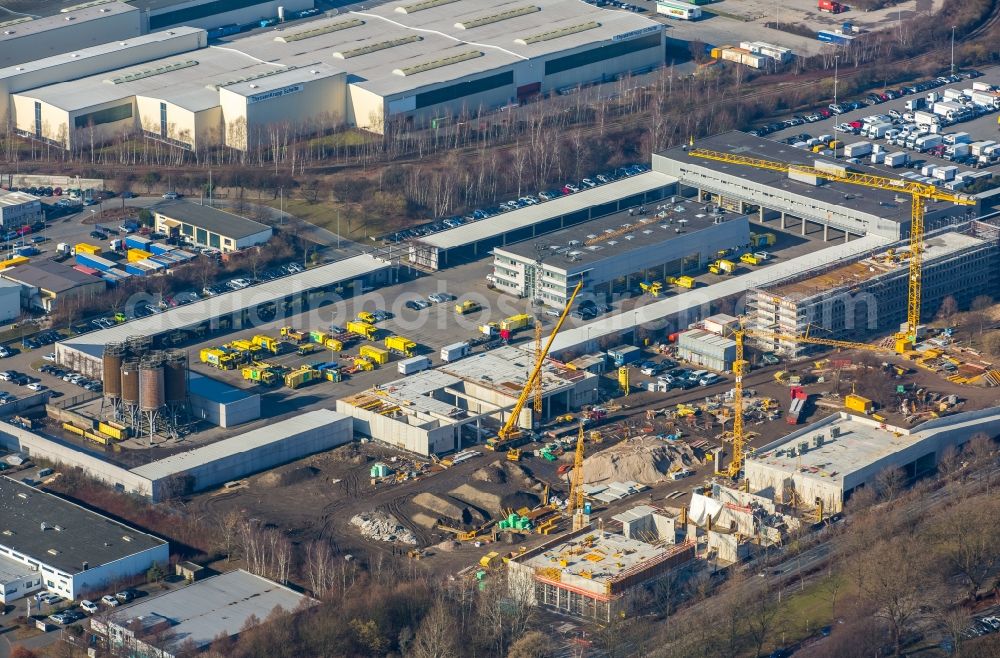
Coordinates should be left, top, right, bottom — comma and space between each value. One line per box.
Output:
759, 65, 1000, 180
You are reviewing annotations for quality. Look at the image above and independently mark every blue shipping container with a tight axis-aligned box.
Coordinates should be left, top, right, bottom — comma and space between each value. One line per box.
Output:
149, 256, 174, 268
125, 235, 151, 250
817, 30, 853, 45
75, 253, 117, 272
137, 258, 165, 270
125, 262, 151, 276
148, 242, 173, 255
172, 250, 196, 261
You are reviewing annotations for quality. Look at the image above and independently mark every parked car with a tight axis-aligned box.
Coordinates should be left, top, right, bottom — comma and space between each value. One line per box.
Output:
101, 595, 119, 607
161, 191, 179, 200
80, 600, 99, 614
115, 590, 136, 603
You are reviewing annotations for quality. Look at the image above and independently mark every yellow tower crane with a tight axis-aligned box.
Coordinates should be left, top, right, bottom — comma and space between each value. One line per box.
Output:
569, 421, 589, 530
487, 281, 583, 451
727, 319, 887, 478
688, 148, 976, 352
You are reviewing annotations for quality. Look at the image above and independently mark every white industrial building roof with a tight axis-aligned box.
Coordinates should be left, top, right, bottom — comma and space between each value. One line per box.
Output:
418, 171, 678, 249
749, 406, 1000, 484
0, 190, 38, 207
439, 344, 592, 395
549, 233, 891, 354
0, 2, 138, 42
59, 253, 390, 358
0, 27, 203, 81
361, 0, 660, 59
130, 409, 347, 481
221, 62, 342, 97
107, 570, 313, 654
23, 47, 283, 112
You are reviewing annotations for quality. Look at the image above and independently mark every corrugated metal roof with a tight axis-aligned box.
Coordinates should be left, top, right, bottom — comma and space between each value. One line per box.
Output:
550, 233, 890, 354
130, 409, 347, 481
59, 253, 390, 358
416, 171, 678, 249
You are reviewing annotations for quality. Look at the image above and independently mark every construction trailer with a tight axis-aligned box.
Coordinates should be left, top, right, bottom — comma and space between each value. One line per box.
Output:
506, 527, 695, 622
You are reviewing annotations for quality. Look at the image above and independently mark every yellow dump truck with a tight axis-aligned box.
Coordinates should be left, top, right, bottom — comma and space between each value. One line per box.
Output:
200, 348, 238, 370
347, 321, 377, 340
285, 366, 321, 390
454, 300, 482, 315
280, 326, 307, 342
252, 335, 281, 353
228, 339, 261, 355
708, 259, 736, 275
499, 314, 532, 332
384, 335, 416, 357
675, 276, 696, 289
243, 366, 279, 386
360, 344, 389, 365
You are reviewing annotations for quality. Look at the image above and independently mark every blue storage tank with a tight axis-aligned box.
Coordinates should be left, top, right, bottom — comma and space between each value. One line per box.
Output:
125, 235, 152, 250
148, 242, 173, 255
75, 253, 117, 272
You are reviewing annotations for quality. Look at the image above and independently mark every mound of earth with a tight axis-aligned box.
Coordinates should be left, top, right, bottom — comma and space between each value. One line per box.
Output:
411, 512, 439, 529
472, 463, 507, 483
258, 465, 320, 488
500, 491, 540, 512
413, 492, 486, 526
450, 483, 502, 515
583, 435, 701, 485
350, 512, 417, 545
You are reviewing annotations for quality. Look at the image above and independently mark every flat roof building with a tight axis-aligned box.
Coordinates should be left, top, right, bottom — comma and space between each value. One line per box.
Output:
0, 190, 42, 228
188, 372, 261, 428
1, 260, 106, 312
9, 0, 664, 148
506, 527, 694, 621
745, 406, 1000, 514
747, 223, 1000, 356
0, 3, 143, 70
491, 207, 751, 307
0, 477, 168, 602
153, 201, 272, 252
654, 131, 979, 241
92, 569, 315, 658
337, 345, 597, 455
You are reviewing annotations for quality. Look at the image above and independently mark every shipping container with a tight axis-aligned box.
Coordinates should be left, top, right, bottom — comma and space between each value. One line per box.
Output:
656, 0, 701, 19
75, 253, 117, 272
124, 235, 152, 250
398, 355, 431, 375
148, 242, 174, 255
127, 248, 153, 262
844, 141, 872, 157
125, 262, 153, 276
136, 258, 165, 270
817, 30, 852, 45
884, 152, 908, 167
818, 0, 846, 12
75, 243, 101, 256
73, 265, 100, 276
172, 249, 197, 261
441, 342, 471, 362
607, 345, 642, 366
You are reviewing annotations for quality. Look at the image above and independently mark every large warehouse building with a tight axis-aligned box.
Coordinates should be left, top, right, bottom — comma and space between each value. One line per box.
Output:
153, 201, 272, 252
337, 345, 598, 455
491, 209, 751, 307
0, 3, 143, 69
654, 132, 980, 242
747, 222, 1000, 356
0, 477, 168, 602
745, 407, 1000, 514
7, 0, 664, 149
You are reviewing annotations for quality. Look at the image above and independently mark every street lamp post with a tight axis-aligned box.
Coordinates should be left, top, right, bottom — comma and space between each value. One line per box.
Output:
951, 26, 956, 75
832, 55, 840, 158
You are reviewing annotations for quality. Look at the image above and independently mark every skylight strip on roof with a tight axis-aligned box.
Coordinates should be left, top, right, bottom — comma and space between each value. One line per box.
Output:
393, 50, 482, 76
516, 21, 601, 45
275, 18, 364, 43
0, 17, 32, 29
214, 65, 299, 90
108, 59, 198, 85
333, 35, 422, 59
395, 0, 458, 14
455, 5, 539, 29
61, 0, 117, 11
